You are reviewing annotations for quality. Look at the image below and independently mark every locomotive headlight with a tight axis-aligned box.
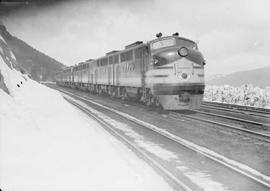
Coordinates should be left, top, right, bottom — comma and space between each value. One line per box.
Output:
151, 57, 159, 65
178, 47, 188, 57
181, 73, 188, 79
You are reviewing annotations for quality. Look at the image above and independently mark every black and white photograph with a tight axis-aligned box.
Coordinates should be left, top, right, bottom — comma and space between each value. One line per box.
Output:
0, 0, 270, 190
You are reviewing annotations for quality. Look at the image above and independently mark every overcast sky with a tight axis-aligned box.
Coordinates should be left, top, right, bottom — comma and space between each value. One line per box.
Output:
1, 0, 270, 76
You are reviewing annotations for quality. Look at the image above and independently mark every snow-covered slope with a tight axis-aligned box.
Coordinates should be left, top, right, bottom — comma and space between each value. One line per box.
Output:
0, 24, 64, 81
0, 34, 173, 190
0, 32, 26, 95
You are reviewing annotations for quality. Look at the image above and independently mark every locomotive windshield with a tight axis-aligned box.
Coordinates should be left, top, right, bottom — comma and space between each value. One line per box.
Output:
151, 38, 176, 50
176, 38, 197, 50
151, 37, 197, 50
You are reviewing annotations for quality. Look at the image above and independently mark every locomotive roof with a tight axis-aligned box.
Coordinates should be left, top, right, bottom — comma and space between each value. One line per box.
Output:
148, 35, 196, 44
106, 50, 120, 56
125, 41, 143, 49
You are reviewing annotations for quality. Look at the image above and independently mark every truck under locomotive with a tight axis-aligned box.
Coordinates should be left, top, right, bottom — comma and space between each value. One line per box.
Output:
56, 33, 205, 110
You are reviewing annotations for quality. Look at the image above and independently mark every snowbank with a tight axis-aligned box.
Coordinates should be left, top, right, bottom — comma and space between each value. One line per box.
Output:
0, 33, 173, 190
204, 85, 270, 109
0, 33, 25, 95
0, 81, 174, 191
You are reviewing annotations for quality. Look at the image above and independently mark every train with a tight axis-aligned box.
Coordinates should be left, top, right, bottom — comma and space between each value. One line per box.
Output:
56, 33, 205, 110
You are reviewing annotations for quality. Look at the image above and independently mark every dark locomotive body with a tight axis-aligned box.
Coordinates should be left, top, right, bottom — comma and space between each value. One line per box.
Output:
56, 34, 205, 110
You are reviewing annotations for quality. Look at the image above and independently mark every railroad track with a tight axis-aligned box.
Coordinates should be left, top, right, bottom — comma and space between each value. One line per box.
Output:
171, 110, 270, 143
65, 98, 190, 191
52, 85, 270, 142
192, 109, 270, 128
53, 87, 270, 190
202, 101, 270, 119
173, 102, 270, 143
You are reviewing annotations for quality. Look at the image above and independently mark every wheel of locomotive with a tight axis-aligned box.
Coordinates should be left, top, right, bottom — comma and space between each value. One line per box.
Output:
139, 92, 145, 103
145, 97, 152, 106
94, 85, 98, 94
107, 86, 112, 96
110, 86, 116, 97
90, 85, 95, 93
154, 97, 161, 107
145, 92, 153, 106
98, 86, 102, 95
121, 87, 128, 101
114, 87, 119, 98
109, 86, 114, 97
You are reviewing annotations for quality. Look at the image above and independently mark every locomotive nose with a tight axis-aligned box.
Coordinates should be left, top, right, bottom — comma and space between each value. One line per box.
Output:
185, 48, 204, 65
152, 47, 204, 66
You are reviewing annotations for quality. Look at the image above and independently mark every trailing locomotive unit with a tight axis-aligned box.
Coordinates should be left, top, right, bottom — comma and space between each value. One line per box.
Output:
56, 33, 205, 110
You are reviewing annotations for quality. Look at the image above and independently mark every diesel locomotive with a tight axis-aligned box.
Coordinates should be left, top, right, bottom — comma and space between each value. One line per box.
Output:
56, 33, 205, 110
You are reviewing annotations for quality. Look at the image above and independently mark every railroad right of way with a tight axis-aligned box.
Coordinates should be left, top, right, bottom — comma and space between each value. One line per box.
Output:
48, 85, 270, 191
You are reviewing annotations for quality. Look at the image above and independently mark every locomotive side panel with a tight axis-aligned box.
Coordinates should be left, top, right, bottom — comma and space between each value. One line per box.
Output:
108, 56, 114, 85
89, 64, 94, 84
115, 63, 120, 86
78, 71, 82, 83
107, 64, 113, 85
117, 49, 143, 88
112, 54, 119, 86
98, 58, 109, 85
98, 66, 107, 85
82, 69, 88, 84
73, 71, 78, 84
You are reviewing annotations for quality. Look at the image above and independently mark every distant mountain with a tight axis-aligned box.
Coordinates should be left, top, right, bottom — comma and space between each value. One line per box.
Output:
205, 74, 225, 81
206, 66, 270, 88
0, 24, 65, 81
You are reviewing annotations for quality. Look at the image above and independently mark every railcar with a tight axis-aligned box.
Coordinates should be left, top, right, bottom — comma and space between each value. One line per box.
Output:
56, 33, 205, 110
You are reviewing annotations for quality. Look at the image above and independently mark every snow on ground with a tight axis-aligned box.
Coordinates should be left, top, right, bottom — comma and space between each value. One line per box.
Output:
204, 85, 270, 108
0, 34, 6, 44
63, 92, 270, 189
0, 37, 173, 190
0, 46, 3, 55
0, 80, 175, 191
63, 94, 231, 191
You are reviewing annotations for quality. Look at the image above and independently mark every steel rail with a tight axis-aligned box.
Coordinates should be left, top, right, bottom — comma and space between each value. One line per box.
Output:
202, 101, 270, 115
200, 104, 270, 119
56, 87, 270, 189
190, 109, 270, 128
171, 111, 270, 143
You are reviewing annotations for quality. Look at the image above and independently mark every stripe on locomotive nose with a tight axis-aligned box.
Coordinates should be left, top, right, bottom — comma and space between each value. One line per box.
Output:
155, 66, 174, 70
147, 74, 169, 78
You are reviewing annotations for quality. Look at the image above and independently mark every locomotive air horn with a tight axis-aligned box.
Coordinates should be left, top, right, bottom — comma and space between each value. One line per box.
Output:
156, 32, 162, 38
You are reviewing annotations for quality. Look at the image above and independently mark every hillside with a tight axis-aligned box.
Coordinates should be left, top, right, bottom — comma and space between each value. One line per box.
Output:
206, 66, 270, 88
0, 24, 65, 81
1, 31, 172, 191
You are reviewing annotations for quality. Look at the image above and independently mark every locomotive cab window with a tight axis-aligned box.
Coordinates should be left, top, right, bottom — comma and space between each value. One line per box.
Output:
176, 39, 197, 50
151, 38, 176, 50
